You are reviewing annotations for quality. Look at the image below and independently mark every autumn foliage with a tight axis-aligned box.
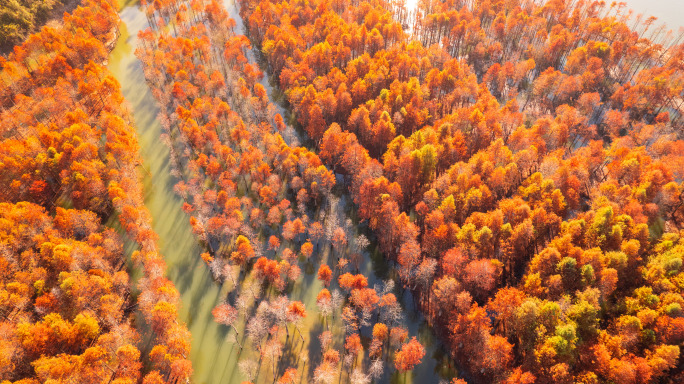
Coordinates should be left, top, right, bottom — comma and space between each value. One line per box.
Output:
239, 0, 684, 382
0, 0, 192, 382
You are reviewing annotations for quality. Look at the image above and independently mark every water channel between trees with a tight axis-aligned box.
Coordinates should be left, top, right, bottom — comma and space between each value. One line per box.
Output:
108, 1, 458, 383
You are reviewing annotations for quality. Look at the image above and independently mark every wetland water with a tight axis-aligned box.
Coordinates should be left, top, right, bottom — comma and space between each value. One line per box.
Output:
109, 1, 457, 383
109, 6, 240, 383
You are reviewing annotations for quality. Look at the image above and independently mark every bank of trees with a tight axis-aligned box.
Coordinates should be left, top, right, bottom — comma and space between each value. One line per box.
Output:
136, 0, 425, 382
240, 0, 684, 382
0, 0, 192, 382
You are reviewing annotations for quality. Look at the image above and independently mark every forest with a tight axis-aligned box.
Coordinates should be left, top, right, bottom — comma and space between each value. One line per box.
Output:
1, 0, 683, 383
0, 0, 191, 383
0, 0, 61, 50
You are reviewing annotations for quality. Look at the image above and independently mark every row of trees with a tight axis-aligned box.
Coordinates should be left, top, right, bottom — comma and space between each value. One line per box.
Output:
0, 0, 193, 382
239, 0, 684, 382
136, 0, 427, 382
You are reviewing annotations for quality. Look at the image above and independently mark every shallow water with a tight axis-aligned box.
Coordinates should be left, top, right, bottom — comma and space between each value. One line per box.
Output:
108, 6, 244, 383
108, 2, 459, 383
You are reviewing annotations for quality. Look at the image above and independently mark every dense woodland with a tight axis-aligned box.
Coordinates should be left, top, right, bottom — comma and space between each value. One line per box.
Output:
0, 0, 192, 383
237, 0, 684, 382
2, 0, 684, 383
0, 0, 61, 50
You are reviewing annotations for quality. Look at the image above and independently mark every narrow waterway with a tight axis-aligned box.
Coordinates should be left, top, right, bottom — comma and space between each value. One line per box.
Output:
109, 5, 247, 383
109, 1, 458, 383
